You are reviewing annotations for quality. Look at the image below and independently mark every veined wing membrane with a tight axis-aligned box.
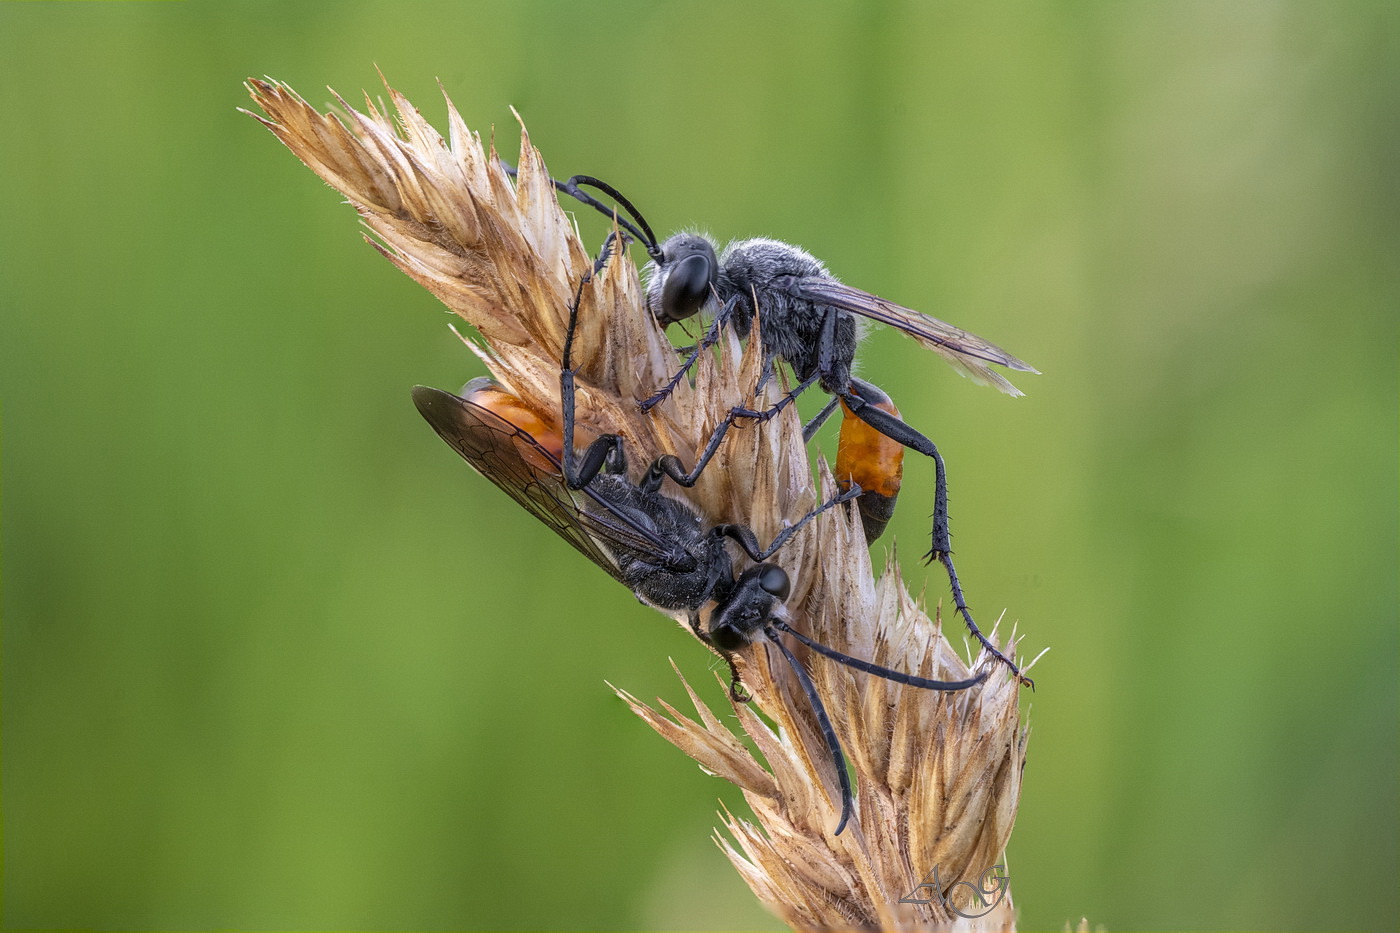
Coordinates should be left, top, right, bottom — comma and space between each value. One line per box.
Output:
783, 276, 1038, 396
411, 386, 688, 580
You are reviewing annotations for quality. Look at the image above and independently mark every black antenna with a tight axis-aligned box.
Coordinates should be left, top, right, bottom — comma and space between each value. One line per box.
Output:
742, 621, 988, 835
502, 164, 661, 259
769, 633, 855, 835
770, 619, 988, 691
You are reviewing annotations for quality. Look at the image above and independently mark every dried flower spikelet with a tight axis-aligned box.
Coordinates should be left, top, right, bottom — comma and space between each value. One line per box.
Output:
247, 76, 1030, 932
245, 76, 687, 464
620, 469, 1030, 931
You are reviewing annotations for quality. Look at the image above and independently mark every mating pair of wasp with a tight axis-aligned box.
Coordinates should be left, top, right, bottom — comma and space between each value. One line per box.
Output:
414, 174, 1036, 834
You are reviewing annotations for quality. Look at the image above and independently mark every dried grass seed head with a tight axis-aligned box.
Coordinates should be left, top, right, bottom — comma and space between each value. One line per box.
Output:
247, 75, 1031, 931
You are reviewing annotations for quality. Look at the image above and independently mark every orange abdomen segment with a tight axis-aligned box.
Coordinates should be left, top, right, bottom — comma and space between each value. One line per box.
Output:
836, 388, 904, 545
461, 377, 566, 469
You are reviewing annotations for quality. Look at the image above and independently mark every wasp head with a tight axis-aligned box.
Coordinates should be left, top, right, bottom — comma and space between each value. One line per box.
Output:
646, 232, 718, 326
707, 563, 790, 650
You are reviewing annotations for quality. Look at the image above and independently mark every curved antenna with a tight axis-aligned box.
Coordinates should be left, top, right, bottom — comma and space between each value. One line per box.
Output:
502, 164, 660, 258
768, 631, 854, 836
770, 619, 988, 691
559, 174, 660, 257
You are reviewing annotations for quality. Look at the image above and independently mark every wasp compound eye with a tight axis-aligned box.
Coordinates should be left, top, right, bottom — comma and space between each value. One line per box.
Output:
659, 252, 714, 324
756, 564, 790, 599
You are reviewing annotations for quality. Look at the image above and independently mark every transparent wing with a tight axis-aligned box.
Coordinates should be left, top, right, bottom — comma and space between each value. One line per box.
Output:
785, 276, 1039, 396
411, 386, 682, 580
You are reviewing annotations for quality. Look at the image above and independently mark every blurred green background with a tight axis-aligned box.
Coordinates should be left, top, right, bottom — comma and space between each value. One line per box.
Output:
3, 2, 1395, 930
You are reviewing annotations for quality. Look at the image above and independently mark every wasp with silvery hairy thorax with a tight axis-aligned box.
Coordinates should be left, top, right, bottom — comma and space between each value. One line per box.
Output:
531, 172, 1036, 687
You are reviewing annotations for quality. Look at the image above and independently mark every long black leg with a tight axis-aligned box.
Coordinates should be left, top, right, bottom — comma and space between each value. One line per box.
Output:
835, 388, 949, 552
932, 547, 1030, 683
722, 653, 753, 704
558, 240, 628, 490
724, 308, 840, 422
561, 247, 745, 502
637, 338, 709, 414
641, 412, 743, 492
680, 613, 754, 704
728, 371, 823, 423
711, 482, 862, 563
642, 363, 826, 494
768, 630, 854, 836
638, 331, 714, 413
639, 294, 742, 413
802, 395, 842, 443
838, 388, 1032, 688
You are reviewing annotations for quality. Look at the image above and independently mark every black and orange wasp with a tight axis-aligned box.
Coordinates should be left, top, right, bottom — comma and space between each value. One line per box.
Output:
411, 260, 986, 833
523, 171, 1036, 686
